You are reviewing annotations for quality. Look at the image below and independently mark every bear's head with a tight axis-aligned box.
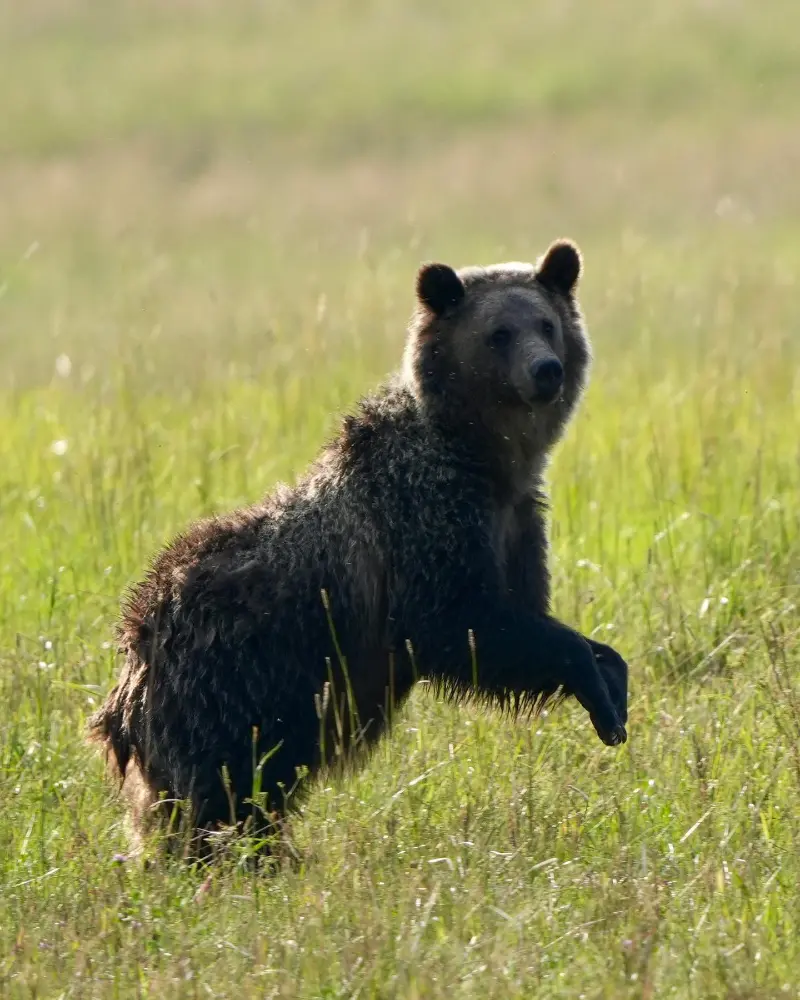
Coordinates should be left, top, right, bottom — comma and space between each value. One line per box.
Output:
404, 240, 592, 462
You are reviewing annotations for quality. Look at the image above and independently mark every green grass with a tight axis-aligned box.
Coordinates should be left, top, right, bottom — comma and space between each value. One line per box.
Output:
1, 0, 800, 996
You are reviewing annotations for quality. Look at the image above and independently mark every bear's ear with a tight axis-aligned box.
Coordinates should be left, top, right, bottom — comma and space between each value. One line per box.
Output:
535, 240, 582, 296
416, 262, 465, 316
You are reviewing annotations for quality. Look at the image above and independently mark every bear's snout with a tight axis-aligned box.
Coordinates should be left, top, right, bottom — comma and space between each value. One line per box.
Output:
530, 358, 564, 403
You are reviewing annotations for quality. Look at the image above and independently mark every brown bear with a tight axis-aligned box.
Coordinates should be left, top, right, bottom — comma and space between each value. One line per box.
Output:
89, 239, 628, 857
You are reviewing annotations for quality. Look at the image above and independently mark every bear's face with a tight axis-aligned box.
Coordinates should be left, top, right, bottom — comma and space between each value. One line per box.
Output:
449, 280, 568, 410
407, 240, 591, 428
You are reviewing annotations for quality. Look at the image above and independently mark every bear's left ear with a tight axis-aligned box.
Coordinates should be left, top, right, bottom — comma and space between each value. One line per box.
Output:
535, 240, 582, 297
416, 262, 466, 316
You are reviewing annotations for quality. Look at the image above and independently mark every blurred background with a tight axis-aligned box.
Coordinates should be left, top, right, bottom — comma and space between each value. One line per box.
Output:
2, 0, 799, 390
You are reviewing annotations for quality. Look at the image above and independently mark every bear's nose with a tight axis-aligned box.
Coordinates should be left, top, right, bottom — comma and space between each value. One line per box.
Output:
531, 358, 564, 402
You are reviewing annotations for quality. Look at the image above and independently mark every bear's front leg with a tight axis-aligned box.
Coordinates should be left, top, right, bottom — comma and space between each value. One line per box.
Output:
405, 600, 627, 747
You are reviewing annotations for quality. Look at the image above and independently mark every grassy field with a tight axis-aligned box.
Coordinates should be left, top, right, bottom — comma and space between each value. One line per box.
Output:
1, 0, 800, 996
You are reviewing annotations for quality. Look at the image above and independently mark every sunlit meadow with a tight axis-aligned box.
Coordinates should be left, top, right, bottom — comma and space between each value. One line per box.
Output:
1, 1, 799, 997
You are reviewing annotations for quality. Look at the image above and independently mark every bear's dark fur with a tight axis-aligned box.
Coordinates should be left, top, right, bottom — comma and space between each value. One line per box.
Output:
89, 239, 628, 856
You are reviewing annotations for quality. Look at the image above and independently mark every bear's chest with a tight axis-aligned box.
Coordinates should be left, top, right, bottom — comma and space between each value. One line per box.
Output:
490, 503, 523, 580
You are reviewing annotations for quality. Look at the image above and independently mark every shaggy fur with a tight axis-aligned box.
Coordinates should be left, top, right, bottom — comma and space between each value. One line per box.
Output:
88, 239, 629, 856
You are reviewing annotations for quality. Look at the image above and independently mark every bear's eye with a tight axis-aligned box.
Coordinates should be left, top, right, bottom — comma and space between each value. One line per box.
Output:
488, 327, 512, 350
541, 318, 556, 339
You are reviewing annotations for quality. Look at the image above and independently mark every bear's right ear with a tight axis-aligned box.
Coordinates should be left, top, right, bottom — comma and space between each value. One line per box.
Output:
416, 263, 465, 316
